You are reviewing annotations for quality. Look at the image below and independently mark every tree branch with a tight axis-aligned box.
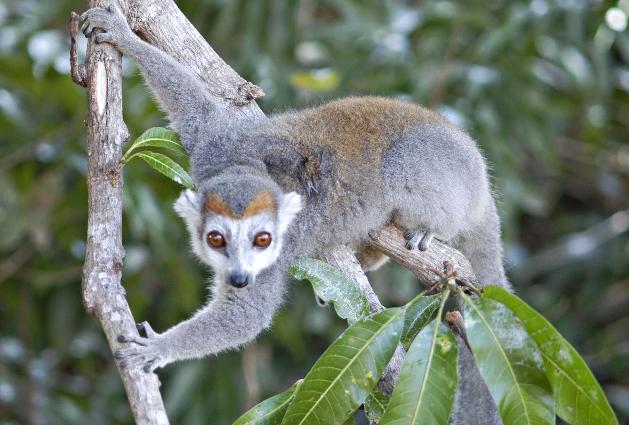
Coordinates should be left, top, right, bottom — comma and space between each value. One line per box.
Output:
77, 0, 168, 423
369, 225, 477, 287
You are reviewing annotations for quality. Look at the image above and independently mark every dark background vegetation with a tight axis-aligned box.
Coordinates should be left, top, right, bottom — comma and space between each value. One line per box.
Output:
1, 0, 628, 423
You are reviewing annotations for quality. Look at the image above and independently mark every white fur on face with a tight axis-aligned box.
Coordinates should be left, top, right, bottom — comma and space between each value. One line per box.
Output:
174, 190, 303, 286
201, 213, 281, 282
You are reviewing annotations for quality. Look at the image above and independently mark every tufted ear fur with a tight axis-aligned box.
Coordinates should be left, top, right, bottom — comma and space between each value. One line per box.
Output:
277, 192, 302, 236
174, 190, 204, 259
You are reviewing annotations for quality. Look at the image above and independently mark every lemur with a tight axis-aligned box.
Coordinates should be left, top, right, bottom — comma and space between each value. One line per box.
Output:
81, 4, 508, 424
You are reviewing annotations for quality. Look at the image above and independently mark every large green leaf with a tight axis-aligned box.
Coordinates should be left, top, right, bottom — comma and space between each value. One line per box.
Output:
134, 151, 194, 189
290, 258, 370, 324
483, 286, 619, 425
401, 294, 440, 350
463, 296, 555, 425
381, 293, 458, 425
233, 380, 302, 425
342, 416, 356, 425
281, 308, 404, 425
122, 127, 187, 162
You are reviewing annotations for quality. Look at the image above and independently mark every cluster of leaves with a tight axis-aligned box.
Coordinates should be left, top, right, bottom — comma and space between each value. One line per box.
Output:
232, 259, 618, 425
121, 127, 194, 189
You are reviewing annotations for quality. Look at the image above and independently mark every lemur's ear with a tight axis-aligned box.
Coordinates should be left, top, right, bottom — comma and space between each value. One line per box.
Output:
174, 189, 201, 226
174, 190, 205, 259
277, 192, 303, 235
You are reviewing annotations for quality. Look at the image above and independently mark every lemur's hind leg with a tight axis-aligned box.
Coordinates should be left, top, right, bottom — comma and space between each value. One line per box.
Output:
403, 229, 434, 251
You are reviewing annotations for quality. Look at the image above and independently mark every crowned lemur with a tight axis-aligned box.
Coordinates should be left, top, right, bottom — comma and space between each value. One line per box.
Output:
81, 4, 508, 424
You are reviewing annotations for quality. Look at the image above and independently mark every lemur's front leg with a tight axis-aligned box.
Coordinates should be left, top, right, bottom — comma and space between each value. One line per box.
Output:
115, 264, 285, 373
79, 2, 215, 150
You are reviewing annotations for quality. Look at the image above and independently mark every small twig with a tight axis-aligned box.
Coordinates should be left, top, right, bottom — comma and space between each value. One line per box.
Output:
69, 11, 87, 87
445, 310, 471, 351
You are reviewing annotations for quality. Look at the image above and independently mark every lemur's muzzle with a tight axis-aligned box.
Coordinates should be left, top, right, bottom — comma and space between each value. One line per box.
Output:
228, 272, 249, 288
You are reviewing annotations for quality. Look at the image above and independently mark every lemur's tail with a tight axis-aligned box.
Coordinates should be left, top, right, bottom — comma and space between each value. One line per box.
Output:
453, 202, 510, 290
449, 201, 507, 425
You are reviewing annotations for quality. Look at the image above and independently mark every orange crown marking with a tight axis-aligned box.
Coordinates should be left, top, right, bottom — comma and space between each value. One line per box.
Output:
205, 191, 276, 219
243, 191, 276, 217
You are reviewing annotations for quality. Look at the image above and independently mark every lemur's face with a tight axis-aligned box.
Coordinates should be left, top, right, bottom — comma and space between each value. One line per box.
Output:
174, 189, 302, 288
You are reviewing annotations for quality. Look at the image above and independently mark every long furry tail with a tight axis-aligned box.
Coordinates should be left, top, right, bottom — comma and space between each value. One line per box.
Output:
449, 201, 508, 425
454, 201, 510, 290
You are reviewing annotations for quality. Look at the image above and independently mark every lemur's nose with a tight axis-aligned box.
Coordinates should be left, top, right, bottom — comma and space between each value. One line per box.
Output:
229, 272, 249, 288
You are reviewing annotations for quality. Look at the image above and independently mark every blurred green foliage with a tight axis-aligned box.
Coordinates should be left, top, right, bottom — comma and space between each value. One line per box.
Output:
0, 0, 628, 424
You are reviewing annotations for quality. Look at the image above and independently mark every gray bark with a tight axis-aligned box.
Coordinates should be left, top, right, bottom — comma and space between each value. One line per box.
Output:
368, 225, 477, 287
79, 0, 169, 423
77, 0, 478, 422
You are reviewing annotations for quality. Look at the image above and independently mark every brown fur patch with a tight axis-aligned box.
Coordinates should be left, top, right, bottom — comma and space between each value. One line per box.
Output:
205, 193, 237, 219
205, 191, 276, 219
243, 191, 276, 218
271, 96, 449, 191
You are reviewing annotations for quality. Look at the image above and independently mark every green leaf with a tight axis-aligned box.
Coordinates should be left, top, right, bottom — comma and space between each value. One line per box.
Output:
233, 380, 302, 425
364, 389, 390, 424
401, 294, 440, 350
289, 258, 371, 324
134, 151, 194, 189
483, 286, 619, 425
463, 296, 555, 425
341, 416, 356, 425
289, 69, 340, 92
122, 127, 187, 162
381, 295, 458, 425
281, 308, 404, 425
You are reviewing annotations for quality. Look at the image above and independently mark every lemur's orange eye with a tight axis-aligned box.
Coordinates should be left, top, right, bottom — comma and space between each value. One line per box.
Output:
253, 232, 272, 248
207, 231, 226, 248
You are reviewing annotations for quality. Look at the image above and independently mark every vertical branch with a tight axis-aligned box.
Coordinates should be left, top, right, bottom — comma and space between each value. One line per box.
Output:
75, 1, 169, 423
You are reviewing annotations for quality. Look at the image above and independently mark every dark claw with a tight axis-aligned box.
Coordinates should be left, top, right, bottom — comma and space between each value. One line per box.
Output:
114, 349, 124, 359
143, 359, 156, 373
403, 230, 414, 240
119, 360, 128, 369
118, 334, 130, 343
137, 322, 146, 334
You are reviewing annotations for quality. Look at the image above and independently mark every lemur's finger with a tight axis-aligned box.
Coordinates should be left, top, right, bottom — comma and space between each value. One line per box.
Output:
138, 321, 158, 338
114, 346, 143, 359
418, 232, 434, 251
115, 347, 147, 365
405, 232, 421, 250
80, 21, 92, 37
94, 33, 113, 44
119, 354, 147, 370
143, 358, 160, 374
117, 334, 148, 346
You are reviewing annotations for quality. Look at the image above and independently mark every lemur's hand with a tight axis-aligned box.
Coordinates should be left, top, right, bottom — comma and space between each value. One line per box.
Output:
79, 2, 134, 48
114, 321, 171, 373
